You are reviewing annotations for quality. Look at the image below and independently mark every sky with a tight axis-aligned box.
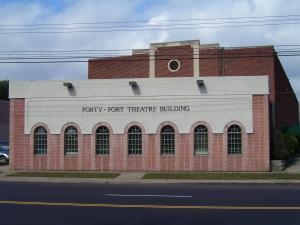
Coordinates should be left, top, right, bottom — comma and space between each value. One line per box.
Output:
0, 0, 300, 98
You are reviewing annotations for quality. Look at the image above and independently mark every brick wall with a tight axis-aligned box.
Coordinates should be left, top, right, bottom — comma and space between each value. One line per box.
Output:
10, 95, 270, 171
200, 47, 275, 100
199, 48, 220, 76
88, 44, 298, 131
273, 56, 299, 129
10, 99, 28, 169
89, 54, 149, 79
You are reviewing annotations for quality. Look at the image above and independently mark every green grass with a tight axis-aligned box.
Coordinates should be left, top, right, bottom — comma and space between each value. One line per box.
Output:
8, 171, 120, 179
143, 172, 300, 180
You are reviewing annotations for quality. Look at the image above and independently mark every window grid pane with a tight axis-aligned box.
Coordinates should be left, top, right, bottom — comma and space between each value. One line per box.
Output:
228, 125, 242, 154
194, 125, 208, 154
96, 126, 109, 154
64, 126, 78, 154
160, 125, 175, 155
34, 126, 47, 155
128, 126, 142, 155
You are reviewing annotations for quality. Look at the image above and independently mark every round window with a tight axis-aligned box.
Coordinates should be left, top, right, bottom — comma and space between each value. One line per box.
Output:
168, 59, 180, 72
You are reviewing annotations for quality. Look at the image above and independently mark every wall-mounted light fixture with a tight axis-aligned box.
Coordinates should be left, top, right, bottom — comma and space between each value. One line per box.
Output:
129, 81, 141, 95
63, 82, 73, 89
129, 81, 138, 88
196, 79, 207, 94
196, 80, 205, 87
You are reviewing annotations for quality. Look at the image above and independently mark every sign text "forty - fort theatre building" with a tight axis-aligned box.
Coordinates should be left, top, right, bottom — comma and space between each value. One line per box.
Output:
81, 105, 190, 113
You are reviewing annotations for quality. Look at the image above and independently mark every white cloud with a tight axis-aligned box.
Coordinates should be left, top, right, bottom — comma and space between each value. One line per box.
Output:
0, 0, 299, 98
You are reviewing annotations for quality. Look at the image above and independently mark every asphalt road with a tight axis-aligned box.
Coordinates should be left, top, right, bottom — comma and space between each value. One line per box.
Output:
0, 181, 300, 225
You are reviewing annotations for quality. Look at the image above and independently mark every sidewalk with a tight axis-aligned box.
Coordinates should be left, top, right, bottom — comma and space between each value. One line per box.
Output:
0, 165, 300, 184
285, 153, 300, 173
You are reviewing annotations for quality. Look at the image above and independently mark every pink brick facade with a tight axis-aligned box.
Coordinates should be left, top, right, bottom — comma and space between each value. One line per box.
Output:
10, 95, 270, 171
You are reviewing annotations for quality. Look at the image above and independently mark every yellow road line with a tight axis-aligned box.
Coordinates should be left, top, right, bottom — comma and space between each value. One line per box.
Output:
0, 200, 299, 210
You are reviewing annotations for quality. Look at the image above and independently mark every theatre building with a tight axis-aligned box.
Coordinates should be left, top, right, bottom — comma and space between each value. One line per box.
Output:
9, 40, 298, 172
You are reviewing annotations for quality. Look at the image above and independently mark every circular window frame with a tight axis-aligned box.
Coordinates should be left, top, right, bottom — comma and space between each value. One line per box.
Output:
168, 59, 180, 72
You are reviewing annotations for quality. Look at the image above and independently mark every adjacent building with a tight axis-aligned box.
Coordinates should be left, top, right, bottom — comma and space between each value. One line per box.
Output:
0, 100, 9, 144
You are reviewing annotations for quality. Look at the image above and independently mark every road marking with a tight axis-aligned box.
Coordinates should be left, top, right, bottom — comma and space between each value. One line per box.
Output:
104, 194, 193, 198
0, 200, 300, 210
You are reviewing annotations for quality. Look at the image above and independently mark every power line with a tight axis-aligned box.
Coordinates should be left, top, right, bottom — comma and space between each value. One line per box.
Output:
0, 14, 299, 35
0, 44, 300, 63
0, 45, 298, 53
1, 53, 300, 63
2, 18, 300, 31
2, 14, 300, 26
0, 46, 298, 55
0, 22, 299, 34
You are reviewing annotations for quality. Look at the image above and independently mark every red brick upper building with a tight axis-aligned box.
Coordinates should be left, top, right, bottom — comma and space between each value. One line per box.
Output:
89, 40, 298, 131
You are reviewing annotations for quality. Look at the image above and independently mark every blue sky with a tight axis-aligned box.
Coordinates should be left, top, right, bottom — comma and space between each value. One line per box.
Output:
1, 0, 69, 11
0, 0, 300, 98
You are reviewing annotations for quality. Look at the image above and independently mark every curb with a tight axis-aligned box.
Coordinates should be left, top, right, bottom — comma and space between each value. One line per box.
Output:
1, 176, 300, 185
1, 166, 300, 185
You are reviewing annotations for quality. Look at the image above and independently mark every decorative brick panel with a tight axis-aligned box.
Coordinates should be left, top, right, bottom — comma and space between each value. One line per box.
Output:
210, 134, 224, 171
49, 135, 61, 170
145, 134, 156, 171
127, 156, 143, 171
81, 135, 92, 170
33, 156, 48, 170
95, 155, 110, 171
111, 134, 125, 171
64, 156, 78, 171
155, 45, 194, 77
177, 134, 191, 171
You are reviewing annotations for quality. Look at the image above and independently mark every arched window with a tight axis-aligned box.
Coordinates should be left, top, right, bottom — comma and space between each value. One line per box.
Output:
96, 126, 109, 154
64, 126, 78, 154
160, 125, 175, 155
128, 126, 142, 155
194, 125, 208, 154
227, 125, 242, 154
34, 126, 47, 155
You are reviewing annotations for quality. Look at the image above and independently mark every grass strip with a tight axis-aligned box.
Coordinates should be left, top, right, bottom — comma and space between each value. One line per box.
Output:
8, 171, 119, 179
143, 172, 300, 180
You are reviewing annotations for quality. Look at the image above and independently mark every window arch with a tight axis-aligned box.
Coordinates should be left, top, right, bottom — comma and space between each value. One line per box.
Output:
34, 126, 47, 155
128, 126, 142, 155
64, 126, 78, 154
96, 126, 109, 154
160, 125, 175, 155
194, 125, 208, 154
227, 125, 242, 154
